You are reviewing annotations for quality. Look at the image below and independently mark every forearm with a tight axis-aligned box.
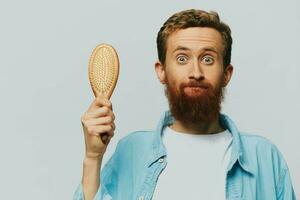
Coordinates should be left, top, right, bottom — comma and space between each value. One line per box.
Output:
82, 157, 103, 200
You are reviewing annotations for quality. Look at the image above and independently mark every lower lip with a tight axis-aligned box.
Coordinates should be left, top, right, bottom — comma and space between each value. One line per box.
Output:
184, 86, 207, 96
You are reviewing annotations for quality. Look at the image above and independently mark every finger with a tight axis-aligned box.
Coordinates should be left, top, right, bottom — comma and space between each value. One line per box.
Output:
111, 122, 116, 131
102, 130, 114, 145
94, 95, 112, 109
87, 125, 113, 136
85, 116, 114, 126
87, 106, 111, 118
99, 127, 114, 137
87, 95, 112, 112
106, 128, 115, 137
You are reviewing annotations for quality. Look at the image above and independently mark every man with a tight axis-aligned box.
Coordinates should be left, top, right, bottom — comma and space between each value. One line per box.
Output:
74, 9, 296, 200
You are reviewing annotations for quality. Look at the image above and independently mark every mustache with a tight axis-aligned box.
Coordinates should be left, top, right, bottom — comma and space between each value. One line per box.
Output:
180, 81, 211, 89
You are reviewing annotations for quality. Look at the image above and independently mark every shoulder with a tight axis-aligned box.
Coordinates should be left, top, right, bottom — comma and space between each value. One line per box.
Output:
112, 130, 157, 159
239, 132, 289, 171
120, 129, 157, 142
117, 130, 156, 147
240, 132, 278, 148
238, 132, 295, 196
240, 132, 281, 151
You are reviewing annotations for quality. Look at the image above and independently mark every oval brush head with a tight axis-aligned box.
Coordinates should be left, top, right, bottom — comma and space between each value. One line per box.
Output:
88, 43, 119, 144
88, 44, 119, 99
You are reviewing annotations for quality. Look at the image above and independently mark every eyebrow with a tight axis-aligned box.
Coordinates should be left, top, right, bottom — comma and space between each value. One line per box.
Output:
172, 45, 218, 54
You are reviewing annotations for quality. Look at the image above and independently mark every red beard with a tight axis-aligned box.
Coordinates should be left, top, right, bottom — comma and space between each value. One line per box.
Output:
165, 76, 225, 124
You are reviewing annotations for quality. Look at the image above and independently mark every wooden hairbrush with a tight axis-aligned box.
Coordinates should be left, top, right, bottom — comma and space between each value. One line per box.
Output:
88, 43, 119, 144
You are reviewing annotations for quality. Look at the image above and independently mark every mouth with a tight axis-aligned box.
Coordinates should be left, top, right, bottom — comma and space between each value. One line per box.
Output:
184, 86, 208, 96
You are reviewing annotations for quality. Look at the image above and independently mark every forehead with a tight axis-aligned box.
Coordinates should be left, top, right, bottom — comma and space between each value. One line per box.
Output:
166, 27, 224, 54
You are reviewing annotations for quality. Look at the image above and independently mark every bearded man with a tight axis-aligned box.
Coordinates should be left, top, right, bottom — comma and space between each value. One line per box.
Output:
74, 9, 296, 200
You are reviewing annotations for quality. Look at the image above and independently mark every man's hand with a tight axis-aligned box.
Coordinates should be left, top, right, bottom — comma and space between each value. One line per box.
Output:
80, 95, 115, 159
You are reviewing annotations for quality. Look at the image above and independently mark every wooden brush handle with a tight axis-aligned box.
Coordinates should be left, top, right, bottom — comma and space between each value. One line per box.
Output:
101, 133, 109, 145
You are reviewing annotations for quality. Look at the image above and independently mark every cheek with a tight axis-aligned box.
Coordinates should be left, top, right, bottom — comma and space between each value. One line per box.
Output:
207, 64, 224, 77
216, 73, 225, 86
166, 70, 183, 85
205, 71, 224, 86
165, 73, 181, 91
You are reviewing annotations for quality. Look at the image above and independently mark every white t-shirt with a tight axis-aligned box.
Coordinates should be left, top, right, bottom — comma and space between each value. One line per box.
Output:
152, 126, 233, 200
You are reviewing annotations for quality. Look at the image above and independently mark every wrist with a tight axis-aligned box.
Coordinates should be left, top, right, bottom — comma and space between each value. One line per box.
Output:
83, 156, 102, 165
85, 151, 105, 159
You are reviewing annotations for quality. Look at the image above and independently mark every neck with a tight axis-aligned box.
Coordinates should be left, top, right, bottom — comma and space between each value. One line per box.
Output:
169, 116, 225, 135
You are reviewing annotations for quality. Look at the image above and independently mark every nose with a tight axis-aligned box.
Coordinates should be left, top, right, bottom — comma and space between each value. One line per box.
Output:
189, 59, 204, 80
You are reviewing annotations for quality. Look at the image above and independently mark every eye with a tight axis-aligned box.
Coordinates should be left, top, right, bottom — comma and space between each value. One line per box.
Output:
176, 55, 188, 64
202, 56, 214, 65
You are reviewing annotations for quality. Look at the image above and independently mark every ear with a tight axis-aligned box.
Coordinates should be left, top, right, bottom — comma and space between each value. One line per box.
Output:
155, 60, 167, 84
223, 64, 233, 87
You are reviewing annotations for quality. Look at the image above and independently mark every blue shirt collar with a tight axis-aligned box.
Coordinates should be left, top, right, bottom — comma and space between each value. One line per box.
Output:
148, 110, 254, 175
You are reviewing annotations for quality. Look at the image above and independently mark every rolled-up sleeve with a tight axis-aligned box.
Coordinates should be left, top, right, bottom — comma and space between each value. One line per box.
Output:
73, 182, 112, 200
73, 142, 120, 200
277, 168, 296, 200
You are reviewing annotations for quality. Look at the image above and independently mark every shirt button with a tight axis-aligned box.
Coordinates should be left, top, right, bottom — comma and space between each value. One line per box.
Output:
158, 158, 164, 163
138, 196, 144, 200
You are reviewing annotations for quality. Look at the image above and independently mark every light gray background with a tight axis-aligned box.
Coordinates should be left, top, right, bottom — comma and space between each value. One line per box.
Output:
0, 0, 299, 199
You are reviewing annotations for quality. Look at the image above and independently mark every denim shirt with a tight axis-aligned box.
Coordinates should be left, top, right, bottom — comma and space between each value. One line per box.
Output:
74, 110, 296, 200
